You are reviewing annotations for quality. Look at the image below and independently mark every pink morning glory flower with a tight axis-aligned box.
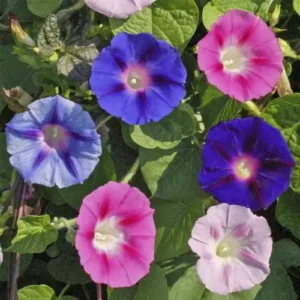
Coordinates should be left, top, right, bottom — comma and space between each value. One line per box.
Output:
189, 203, 272, 295
75, 182, 156, 287
197, 10, 283, 102
84, 0, 155, 19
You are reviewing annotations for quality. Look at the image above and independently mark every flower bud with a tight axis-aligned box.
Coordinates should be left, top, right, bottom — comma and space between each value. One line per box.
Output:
10, 14, 36, 47
1, 87, 33, 113
270, 5, 281, 27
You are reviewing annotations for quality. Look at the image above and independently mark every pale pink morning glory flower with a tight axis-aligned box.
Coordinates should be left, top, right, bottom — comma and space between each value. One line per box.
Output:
197, 10, 283, 102
189, 203, 272, 295
75, 182, 156, 287
84, 0, 155, 19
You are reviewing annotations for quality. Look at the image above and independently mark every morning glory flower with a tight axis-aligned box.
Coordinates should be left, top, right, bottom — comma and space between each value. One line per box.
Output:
90, 32, 187, 125
189, 203, 272, 295
75, 182, 156, 287
199, 117, 295, 210
197, 10, 283, 102
84, 0, 155, 19
6, 96, 101, 188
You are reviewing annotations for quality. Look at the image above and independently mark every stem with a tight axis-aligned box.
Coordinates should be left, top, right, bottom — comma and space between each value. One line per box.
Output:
192, 135, 201, 149
7, 173, 26, 300
96, 115, 113, 130
53, 217, 77, 230
120, 157, 139, 184
97, 284, 102, 300
242, 101, 261, 117
57, 283, 71, 299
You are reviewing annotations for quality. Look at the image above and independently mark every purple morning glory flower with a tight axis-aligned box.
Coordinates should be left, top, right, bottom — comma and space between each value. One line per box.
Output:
6, 96, 101, 188
90, 32, 187, 125
199, 117, 295, 210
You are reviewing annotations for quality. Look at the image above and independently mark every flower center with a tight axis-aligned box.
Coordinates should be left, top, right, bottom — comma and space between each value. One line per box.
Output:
93, 216, 124, 254
233, 155, 258, 180
127, 71, 144, 89
42, 125, 65, 149
216, 239, 239, 258
124, 65, 150, 91
220, 46, 246, 73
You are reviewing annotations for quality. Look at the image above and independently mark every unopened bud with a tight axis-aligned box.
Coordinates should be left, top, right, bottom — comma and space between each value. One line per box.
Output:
270, 5, 281, 27
1, 87, 33, 113
276, 67, 293, 96
10, 14, 36, 47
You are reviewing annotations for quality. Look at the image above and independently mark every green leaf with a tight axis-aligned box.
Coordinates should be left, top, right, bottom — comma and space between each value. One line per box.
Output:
43, 147, 116, 209
27, 0, 62, 17
110, 265, 168, 300
201, 285, 261, 300
199, 81, 241, 131
169, 265, 206, 300
62, 297, 79, 300
130, 103, 195, 150
37, 14, 62, 57
211, 0, 261, 12
293, 0, 300, 15
47, 233, 90, 285
262, 94, 300, 192
8, 215, 58, 254
202, 2, 223, 30
256, 239, 300, 300
57, 44, 99, 81
140, 140, 207, 202
0, 133, 13, 189
276, 189, 300, 239
18, 284, 55, 300
154, 199, 204, 261
109, 0, 199, 52
47, 250, 91, 285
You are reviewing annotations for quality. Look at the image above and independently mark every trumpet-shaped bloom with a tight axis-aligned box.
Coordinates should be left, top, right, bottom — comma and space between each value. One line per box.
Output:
90, 32, 187, 125
75, 182, 156, 287
6, 96, 101, 188
197, 10, 283, 102
84, 0, 155, 19
199, 117, 295, 210
189, 203, 272, 295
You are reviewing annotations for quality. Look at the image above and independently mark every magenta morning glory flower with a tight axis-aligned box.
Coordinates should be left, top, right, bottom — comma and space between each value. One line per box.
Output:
6, 96, 101, 188
189, 203, 272, 295
75, 182, 156, 287
197, 10, 283, 102
90, 32, 187, 125
84, 0, 155, 19
199, 117, 295, 210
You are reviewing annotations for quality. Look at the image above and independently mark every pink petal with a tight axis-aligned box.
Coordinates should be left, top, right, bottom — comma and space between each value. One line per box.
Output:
84, 0, 155, 19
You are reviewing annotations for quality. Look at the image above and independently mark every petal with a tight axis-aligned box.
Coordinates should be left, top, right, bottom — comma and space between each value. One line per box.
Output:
75, 233, 96, 265
84, 0, 155, 19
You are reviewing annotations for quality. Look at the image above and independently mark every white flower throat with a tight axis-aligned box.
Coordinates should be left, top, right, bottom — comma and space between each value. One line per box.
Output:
220, 46, 247, 73
93, 216, 124, 254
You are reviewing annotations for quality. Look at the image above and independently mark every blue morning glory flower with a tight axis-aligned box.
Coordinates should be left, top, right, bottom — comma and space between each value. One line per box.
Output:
199, 117, 295, 210
6, 96, 101, 188
90, 32, 187, 125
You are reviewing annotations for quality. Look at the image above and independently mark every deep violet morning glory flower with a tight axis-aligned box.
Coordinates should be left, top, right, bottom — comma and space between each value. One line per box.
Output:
75, 182, 156, 287
84, 0, 155, 19
189, 203, 272, 295
199, 117, 295, 210
90, 32, 187, 125
6, 96, 101, 188
197, 10, 283, 102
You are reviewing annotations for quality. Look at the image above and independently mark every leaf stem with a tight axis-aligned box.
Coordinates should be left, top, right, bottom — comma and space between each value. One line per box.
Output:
242, 101, 261, 117
57, 283, 71, 299
120, 157, 139, 184
52, 217, 77, 230
56, 0, 85, 21
96, 115, 113, 130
